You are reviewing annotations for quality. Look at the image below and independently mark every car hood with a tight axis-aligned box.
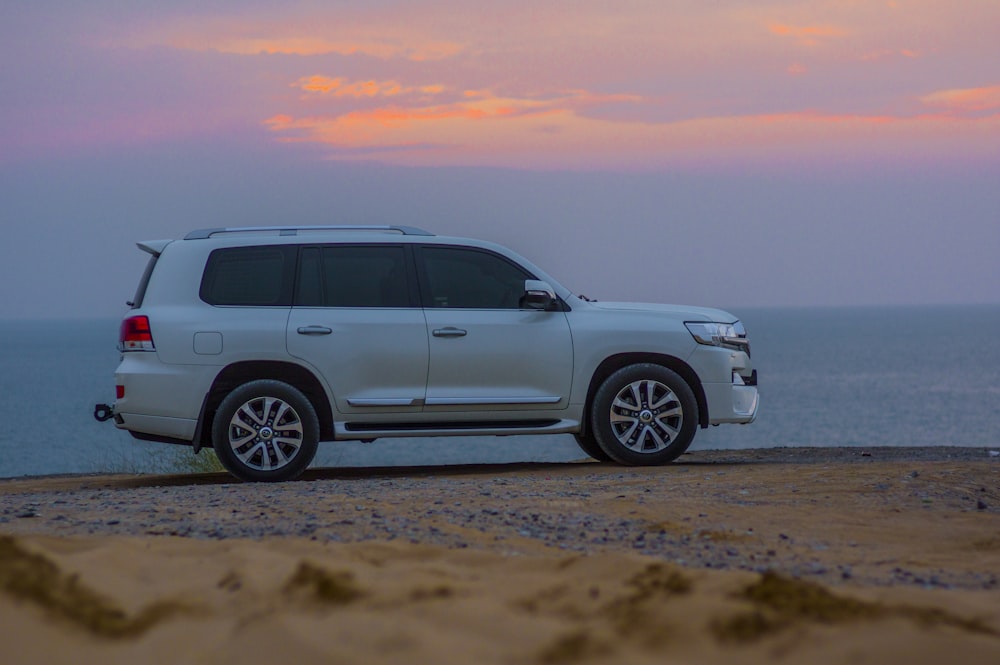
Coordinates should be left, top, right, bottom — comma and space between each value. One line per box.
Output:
585, 301, 738, 323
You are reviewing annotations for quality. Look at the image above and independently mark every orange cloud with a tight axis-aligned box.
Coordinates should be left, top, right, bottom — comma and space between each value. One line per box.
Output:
406, 41, 466, 62
860, 48, 921, 62
264, 89, 640, 151
294, 76, 445, 99
769, 23, 848, 46
265, 106, 497, 146
263, 114, 295, 130
263, 100, 1000, 171
140, 22, 464, 62
755, 111, 897, 126
297, 76, 344, 94
920, 85, 1000, 114
165, 35, 384, 58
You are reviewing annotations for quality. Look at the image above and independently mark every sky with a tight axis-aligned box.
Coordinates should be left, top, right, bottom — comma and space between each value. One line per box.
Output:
1, 0, 998, 319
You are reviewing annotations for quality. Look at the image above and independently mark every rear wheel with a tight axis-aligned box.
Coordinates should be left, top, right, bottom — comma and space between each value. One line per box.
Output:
212, 380, 319, 482
591, 364, 697, 465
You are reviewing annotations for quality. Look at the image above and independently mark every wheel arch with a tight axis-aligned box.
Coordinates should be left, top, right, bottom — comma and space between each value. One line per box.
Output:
193, 360, 335, 451
579, 353, 708, 437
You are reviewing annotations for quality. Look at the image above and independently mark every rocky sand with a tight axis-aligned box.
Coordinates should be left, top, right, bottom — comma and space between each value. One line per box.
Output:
2, 446, 999, 663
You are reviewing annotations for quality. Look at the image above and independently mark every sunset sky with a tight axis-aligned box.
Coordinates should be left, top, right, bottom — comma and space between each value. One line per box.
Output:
1, 1, 998, 318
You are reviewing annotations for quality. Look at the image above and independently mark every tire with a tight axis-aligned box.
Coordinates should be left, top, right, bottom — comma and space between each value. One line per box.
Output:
590, 364, 698, 466
573, 433, 613, 462
212, 380, 320, 482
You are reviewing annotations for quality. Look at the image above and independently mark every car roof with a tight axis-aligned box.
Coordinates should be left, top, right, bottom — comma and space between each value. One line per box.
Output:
151, 225, 573, 299
172, 226, 516, 255
183, 225, 434, 240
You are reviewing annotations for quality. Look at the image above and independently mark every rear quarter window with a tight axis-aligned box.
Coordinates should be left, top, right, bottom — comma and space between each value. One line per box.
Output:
200, 246, 297, 306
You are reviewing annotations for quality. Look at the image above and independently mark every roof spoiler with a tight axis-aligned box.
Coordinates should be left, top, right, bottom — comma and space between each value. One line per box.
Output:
137, 240, 171, 257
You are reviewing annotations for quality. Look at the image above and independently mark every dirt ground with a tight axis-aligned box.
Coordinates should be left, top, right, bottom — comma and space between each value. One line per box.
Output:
2, 446, 999, 663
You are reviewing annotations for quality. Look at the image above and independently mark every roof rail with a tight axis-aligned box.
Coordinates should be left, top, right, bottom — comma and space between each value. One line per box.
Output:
184, 225, 434, 240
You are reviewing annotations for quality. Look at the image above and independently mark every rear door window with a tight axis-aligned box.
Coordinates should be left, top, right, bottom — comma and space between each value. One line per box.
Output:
200, 246, 296, 306
295, 245, 414, 308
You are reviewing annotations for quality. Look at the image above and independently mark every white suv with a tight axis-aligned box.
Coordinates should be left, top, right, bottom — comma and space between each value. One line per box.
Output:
95, 226, 758, 481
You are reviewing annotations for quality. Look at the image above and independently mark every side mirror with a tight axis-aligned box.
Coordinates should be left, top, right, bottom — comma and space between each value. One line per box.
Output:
521, 280, 558, 310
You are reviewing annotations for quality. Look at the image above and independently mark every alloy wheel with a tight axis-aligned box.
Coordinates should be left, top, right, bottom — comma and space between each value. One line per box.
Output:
227, 396, 304, 472
608, 379, 683, 453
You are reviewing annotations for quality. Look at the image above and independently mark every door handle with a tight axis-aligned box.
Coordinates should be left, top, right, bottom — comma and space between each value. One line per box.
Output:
297, 325, 333, 335
432, 327, 467, 338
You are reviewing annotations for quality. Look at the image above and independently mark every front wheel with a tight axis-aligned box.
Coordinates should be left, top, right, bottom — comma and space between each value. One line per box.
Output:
573, 432, 613, 462
212, 380, 320, 482
590, 364, 698, 465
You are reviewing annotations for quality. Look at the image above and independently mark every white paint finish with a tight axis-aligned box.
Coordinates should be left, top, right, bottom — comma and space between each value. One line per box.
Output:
286, 306, 430, 414
193, 331, 223, 355
423, 308, 574, 411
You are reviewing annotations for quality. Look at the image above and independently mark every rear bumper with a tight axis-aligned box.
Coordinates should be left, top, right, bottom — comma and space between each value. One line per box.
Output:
113, 412, 197, 442
114, 353, 216, 417
106, 352, 215, 443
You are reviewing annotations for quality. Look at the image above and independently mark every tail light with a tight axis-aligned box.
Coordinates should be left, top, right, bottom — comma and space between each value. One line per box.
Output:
120, 315, 155, 351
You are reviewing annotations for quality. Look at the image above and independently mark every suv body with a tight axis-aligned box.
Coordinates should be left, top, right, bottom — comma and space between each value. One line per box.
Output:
98, 226, 758, 481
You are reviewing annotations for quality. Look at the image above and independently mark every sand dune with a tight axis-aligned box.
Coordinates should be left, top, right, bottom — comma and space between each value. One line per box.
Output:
2, 447, 999, 663
2, 534, 999, 664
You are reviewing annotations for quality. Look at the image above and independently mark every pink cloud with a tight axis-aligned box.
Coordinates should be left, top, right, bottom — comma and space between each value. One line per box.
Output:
296, 76, 345, 94
264, 88, 620, 143
293, 76, 444, 99
262, 89, 1000, 171
860, 48, 921, 62
174, 36, 463, 61
769, 23, 848, 47
9, 1, 997, 173
113, 14, 465, 62
920, 85, 1000, 115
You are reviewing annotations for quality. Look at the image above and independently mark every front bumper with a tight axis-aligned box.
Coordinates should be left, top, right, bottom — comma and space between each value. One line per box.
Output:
701, 369, 759, 425
731, 370, 759, 422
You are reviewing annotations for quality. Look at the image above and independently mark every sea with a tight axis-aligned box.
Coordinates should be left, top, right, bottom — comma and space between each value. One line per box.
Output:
2, 305, 999, 479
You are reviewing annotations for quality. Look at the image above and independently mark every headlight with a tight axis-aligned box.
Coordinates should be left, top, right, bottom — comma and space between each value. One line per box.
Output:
685, 321, 750, 354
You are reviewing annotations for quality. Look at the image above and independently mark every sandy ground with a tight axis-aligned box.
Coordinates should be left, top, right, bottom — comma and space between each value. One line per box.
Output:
1, 446, 999, 664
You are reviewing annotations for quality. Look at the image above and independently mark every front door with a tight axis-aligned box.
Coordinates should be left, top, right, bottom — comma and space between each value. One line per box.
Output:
417, 246, 573, 413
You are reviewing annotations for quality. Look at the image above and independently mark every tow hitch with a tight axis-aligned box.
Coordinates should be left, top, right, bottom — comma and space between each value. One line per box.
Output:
93, 403, 115, 422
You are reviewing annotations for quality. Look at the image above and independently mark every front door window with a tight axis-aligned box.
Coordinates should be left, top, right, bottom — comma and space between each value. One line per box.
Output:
420, 246, 530, 310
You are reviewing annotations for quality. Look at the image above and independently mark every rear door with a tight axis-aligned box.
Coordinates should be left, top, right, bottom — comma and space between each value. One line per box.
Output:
286, 245, 429, 415
416, 245, 573, 412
